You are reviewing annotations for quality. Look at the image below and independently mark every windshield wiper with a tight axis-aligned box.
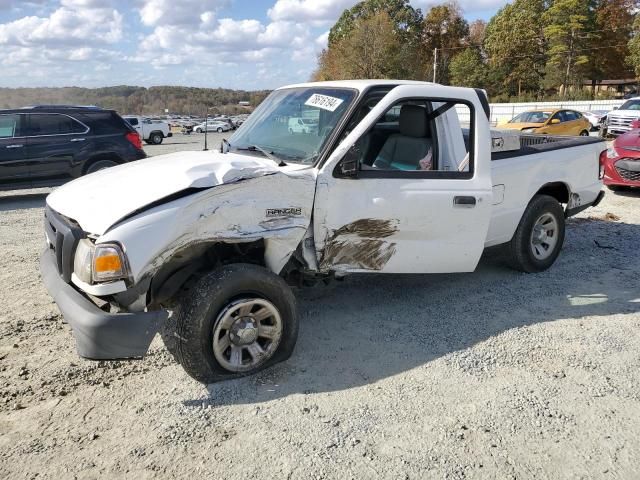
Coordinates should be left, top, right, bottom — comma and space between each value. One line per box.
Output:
235, 145, 287, 166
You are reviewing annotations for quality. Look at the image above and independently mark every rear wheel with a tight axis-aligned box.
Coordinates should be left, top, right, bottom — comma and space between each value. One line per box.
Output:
150, 132, 163, 144
195, 128, 202, 134
162, 263, 298, 384
217, 127, 223, 133
85, 159, 117, 174
505, 194, 565, 273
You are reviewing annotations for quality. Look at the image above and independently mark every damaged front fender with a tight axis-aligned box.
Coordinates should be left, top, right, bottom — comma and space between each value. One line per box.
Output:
98, 168, 317, 284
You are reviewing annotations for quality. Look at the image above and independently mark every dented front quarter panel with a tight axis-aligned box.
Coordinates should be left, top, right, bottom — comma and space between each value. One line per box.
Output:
98, 167, 317, 283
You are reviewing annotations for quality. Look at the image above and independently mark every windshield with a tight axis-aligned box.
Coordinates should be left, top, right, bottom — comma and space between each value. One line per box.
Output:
619, 100, 640, 111
227, 87, 357, 164
510, 111, 552, 123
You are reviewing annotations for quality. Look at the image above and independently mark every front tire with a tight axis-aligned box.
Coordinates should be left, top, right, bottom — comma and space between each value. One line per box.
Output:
217, 127, 223, 133
195, 128, 202, 134
163, 264, 298, 384
506, 194, 565, 273
579, 130, 590, 137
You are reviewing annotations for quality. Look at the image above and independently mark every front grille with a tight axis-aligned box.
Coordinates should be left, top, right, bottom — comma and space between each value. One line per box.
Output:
615, 165, 640, 182
608, 115, 636, 129
44, 206, 84, 282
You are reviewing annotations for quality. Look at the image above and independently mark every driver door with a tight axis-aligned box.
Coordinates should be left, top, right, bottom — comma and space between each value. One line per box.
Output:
313, 85, 493, 274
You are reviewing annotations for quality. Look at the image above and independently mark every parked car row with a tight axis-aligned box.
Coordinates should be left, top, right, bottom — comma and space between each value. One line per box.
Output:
0, 106, 145, 190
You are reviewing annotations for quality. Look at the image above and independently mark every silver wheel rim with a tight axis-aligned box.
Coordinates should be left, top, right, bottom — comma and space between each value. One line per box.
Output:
530, 212, 559, 260
212, 298, 282, 373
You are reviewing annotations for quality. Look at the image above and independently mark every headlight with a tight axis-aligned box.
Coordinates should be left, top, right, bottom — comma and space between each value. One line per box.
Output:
74, 239, 94, 284
521, 127, 537, 133
606, 147, 619, 159
73, 239, 129, 284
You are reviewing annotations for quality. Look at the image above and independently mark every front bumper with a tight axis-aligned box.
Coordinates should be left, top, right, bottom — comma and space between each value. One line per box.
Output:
40, 248, 167, 360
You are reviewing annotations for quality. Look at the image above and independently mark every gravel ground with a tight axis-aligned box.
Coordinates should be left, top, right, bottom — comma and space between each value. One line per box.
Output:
1, 135, 639, 479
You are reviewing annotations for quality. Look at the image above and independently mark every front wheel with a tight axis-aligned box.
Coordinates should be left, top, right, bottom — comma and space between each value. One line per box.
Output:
217, 127, 223, 133
505, 194, 565, 273
195, 128, 202, 134
150, 132, 164, 144
579, 130, 590, 137
162, 264, 298, 384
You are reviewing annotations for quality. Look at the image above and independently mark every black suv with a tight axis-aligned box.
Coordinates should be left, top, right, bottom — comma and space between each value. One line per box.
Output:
0, 106, 146, 190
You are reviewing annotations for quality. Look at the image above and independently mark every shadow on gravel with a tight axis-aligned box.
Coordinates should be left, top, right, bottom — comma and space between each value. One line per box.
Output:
0, 193, 47, 211
184, 217, 640, 407
607, 187, 640, 198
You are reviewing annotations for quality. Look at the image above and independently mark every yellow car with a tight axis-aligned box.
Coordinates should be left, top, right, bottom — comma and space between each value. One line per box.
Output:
500, 109, 592, 136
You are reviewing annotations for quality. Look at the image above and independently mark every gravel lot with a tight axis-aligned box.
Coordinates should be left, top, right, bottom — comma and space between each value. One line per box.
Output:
1, 133, 639, 479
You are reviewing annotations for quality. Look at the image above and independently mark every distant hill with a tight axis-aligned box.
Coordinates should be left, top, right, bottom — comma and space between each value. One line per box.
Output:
0, 85, 271, 116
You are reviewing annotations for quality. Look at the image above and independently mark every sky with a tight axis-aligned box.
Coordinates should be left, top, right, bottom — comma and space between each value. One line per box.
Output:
0, 0, 509, 90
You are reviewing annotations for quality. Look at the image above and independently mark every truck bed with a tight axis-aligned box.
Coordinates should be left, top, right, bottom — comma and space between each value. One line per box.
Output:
484, 135, 605, 248
491, 135, 604, 161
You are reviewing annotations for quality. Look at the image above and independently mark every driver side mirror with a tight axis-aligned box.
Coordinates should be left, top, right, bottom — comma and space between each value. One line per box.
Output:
550, 118, 560, 124
338, 144, 360, 178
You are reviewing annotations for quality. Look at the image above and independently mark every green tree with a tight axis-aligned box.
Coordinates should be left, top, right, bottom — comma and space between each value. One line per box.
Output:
422, 2, 469, 84
627, 13, 640, 79
587, 0, 634, 86
484, 0, 546, 98
543, 0, 593, 97
327, 0, 423, 47
449, 48, 487, 87
314, 11, 413, 80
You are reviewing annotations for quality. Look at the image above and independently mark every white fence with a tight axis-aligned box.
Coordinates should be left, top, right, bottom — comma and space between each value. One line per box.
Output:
489, 100, 624, 126
455, 99, 625, 127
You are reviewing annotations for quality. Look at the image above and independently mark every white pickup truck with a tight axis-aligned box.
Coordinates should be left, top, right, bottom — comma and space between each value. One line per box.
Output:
123, 116, 172, 145
41, 80, 605, 383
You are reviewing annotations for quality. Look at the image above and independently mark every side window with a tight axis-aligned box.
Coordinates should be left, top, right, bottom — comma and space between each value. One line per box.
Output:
127, 117, 139, 126
26, 114, 86, 136
0, 114, 20, 138
344, 98, 472, 176
567, 111, 579, 121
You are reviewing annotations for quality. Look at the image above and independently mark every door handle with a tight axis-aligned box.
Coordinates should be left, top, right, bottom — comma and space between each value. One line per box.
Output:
70, 138, 86, 142
5, 144, 24, 149
453, 196, 476, 208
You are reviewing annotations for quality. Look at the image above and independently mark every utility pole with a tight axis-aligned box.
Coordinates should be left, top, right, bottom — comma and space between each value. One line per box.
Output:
203, 108, 209, 151
433, 48, 438, 83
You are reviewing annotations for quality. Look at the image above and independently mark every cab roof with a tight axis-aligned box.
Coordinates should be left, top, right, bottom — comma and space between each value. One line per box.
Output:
277, 79, 436, 92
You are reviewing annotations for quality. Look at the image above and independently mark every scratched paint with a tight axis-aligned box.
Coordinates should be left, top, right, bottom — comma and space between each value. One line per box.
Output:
319, 218, 399, 271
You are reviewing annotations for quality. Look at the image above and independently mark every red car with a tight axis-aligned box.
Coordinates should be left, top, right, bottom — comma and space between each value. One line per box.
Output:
603, 119, 640, 190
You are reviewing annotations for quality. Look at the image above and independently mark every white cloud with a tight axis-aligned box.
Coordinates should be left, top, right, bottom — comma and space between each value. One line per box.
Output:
268, 0, 356, 22
138, 0, 229, 27
0, 6, 123, 47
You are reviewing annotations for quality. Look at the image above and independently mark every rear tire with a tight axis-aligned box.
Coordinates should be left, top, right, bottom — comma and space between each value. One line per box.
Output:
150, 132, 163, 144
162, 264, 298, 384
217, 127, 223, 133
505, 194, 565, 273
85, 159, 118, 174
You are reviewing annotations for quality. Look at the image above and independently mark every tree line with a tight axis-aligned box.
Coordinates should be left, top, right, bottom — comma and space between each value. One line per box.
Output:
313, 0, 640, 101
0, 86, 271, 115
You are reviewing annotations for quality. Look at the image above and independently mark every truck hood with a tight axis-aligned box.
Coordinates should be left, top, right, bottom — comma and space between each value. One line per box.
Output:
46, 150, 295, 234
